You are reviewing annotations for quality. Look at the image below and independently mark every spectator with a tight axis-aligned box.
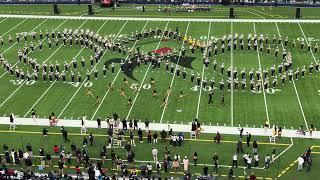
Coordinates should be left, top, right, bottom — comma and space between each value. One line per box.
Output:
297, 155, 304, 171
265, 154, 271, 169
193, 152, 198, 166
183, 156, 189, 172
156, 160, 161, 176
172, 158, 180, 174
203, 164, 208, 176
133, 119, 138, 130
88, 133, 94, 147
129, 131, 136, 147
214, 131, 221, 144
246, 132, 251, 147
53, 145, 59, 155
249, 172, 256, 180
237, 140, 243, 154
145, 120, 149, 131
247, 155, 252, 169
96, 117, 101, 129
153, 132, 158, 143
254, 153, 259, 167
147, 131, 152, 144
25, 144, 33, 157
137, 128, 143, 143
161, 130, 167, 142
232, 153, 238, 168
146, 163, 152, 177
152, 147, 158, 162
252, 140, 258, 154
228, 167, 234, 180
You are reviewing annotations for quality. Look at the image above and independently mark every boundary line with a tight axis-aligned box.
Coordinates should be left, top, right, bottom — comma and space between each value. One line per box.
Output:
23, 20, 90, 117
195, 22, 211, 119
276, 22, 309, 131
90, 20, 148, 120
124, 21, 170, 120
253, 22, 270, 125
159, 21, 190, 123
1, 14, 320, 23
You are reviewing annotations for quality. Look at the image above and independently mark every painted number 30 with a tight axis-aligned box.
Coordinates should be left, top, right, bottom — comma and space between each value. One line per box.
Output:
10, 79, 36, 86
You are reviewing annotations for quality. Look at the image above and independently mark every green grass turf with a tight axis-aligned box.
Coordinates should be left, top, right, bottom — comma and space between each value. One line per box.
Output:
0, 4, 319, 19
0, 18, 319, 129
0, 124, 318, 179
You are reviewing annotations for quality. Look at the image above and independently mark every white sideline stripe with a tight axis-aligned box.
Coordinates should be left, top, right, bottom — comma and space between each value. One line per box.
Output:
268, 137, 294, 167
1, 14, 320, 23
56, 20, 110, 118
159, 21, 190, 123
298, 23, 317, 63
253, 23, 270, 124
0, 18, 51, 79
1, 18, 28, 38
244, 10, 266, 19
125, 21, 170, 121
1, 117, 319, 139
275, 22, 309, 131
90, 20, 148, 120
22, 20, 89, 118
230, 22, 234, 126
196, 22, 211, 119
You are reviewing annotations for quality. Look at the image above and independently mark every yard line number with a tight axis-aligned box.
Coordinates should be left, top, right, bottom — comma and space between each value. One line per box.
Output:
10, 79, 35, 86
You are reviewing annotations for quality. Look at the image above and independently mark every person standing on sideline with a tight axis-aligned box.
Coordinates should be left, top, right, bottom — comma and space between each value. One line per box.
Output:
88, 133, 94, 147
152, 147, 158, 162
129, 131, 136, 146
254, 153, 259, 167
133, 119, 138, 130
156, 160, 161, 176
232, 153, 238, 168
297, 155, 304, 171
193, 152, 198, 166
237, 139, 243, 154
62, 128, 70, 143
183, 156, 189, 173
265, 154, 271, 169
252, 140, 258, 154
238, 127, 244, 138
246, 132, 251, 147
153, 132, 158, 143
97, 117, 101, 129
271, 148, 276, 162
228, 167, 234, 180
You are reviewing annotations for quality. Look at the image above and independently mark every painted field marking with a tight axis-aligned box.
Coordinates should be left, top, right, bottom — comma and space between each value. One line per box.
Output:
276, 22, 309, 131
230, 22, 234, 126
90, 20, 149, 120
125, 21, 170, 120
253, 22, 270, 125
298, 23, 317, 63
196, 22, 211, 119
56, 20, 115, 118
23, 20, 90, 118
0, 18, 62, 79
159, 21, 190, 123
1, 18, 28, 38
2, 14, 320, 23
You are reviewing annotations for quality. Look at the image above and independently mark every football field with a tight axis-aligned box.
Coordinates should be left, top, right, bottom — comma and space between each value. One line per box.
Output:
0, 16, 319, 131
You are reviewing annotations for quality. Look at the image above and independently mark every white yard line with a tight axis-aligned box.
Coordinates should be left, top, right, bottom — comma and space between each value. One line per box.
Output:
22, 20, 90, 118
241, 10, 266, 19
0, 17, 8, 25
0, 80, 27, 108
1, 18, 28, 38
1, 18, 48, 54
267, 137, 294, 167
56, 20, 112, 119
298, 23, 317, 63
159, 21, 190, 123
253, 23, 270, 125
58, 21, 137, 118
0, 19, 68, 79
276, 22, 309, 131
195, 22, 211, 119
124, 21, 170, 121
230, 22, 234, 126
90, 20, 150, 120
1, 14, 320, 23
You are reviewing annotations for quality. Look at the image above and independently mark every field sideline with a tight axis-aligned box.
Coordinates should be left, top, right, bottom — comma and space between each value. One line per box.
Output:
0, 15, 319, 130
